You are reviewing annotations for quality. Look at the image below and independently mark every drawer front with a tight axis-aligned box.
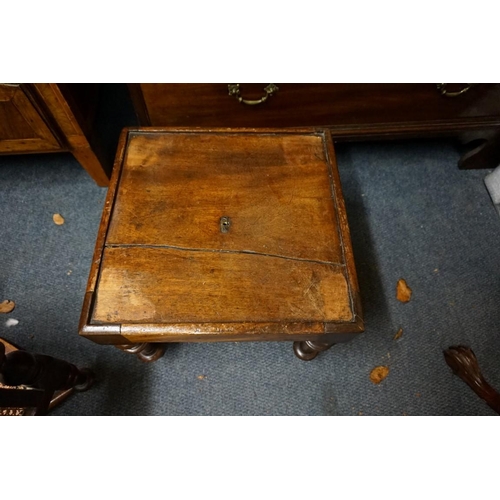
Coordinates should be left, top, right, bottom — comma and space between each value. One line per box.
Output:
136, 83, 500, 133
0, 84, 61, 154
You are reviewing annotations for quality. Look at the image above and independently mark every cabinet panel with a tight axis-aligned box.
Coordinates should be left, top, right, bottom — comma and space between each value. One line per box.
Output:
0, 84, 61, 153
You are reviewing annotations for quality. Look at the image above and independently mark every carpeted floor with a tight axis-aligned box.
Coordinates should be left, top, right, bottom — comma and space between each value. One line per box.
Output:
1, 131, 499, 415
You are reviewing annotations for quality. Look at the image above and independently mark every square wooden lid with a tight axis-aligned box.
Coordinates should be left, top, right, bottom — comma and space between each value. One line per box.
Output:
81, 129, 363, 342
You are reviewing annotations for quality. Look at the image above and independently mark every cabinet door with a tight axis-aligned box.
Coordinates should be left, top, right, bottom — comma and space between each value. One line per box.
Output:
0, 84, 61, 153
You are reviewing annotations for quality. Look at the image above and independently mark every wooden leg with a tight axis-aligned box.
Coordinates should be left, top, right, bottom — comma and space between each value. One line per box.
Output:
293, 340, 335, 361
458, 131, 500, 170
116, 343, 166, 363
444, 345, 500, 414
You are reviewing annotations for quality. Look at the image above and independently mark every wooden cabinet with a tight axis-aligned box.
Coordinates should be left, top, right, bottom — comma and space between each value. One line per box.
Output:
0, 84, 110, 186
130, 83, 500, 169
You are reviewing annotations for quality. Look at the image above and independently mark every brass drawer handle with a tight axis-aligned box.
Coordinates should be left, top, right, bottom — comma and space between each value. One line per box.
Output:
228, 83, 279, 105
436, 83, 475, 97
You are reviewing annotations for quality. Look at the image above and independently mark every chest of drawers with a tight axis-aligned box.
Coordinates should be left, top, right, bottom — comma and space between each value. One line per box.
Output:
129, 83, 500, 169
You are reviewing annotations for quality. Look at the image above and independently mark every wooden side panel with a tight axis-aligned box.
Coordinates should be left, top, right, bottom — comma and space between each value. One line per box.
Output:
92, 246, 352, 324
0, 84, 60, 153
128, 83, 151, 125
78, 129, 130, 337
324, 132, 363, 329
0, 86, 35, 139
107, 131, 343, 264
31, 84, 110, 186
57, 84, 101, 139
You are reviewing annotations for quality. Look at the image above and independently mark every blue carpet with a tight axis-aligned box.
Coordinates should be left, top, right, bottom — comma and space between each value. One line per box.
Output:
1, 138, 499, 415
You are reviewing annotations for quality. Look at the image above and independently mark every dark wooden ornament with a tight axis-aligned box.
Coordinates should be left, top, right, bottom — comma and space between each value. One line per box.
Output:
0, 338, 94, 416
444, 345, 500, 415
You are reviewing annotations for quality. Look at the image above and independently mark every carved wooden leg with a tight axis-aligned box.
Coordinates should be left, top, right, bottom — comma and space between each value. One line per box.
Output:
443, 345, 500, 414
293, 340, 335, 361
116, 343, 166, 362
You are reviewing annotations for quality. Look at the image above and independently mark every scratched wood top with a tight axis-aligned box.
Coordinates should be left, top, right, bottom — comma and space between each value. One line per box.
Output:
107, 132, 342, 263
93, 246, 352, 323
89, 129, 360, 330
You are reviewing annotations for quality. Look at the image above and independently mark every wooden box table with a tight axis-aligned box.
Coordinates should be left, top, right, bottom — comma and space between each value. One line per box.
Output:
79, 128, 364, 361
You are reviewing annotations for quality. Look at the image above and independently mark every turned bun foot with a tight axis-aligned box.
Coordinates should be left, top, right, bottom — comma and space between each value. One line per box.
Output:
116, 343, 166, 363
73, 367, 95, 392
293, 340, 335, 361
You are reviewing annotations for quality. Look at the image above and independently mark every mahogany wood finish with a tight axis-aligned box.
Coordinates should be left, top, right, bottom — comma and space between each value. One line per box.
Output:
444, 345, 500, 414
79, 128, 364, 360
0, 337, 94, 416
130, 83, 500, 169
0, 83, 110, 186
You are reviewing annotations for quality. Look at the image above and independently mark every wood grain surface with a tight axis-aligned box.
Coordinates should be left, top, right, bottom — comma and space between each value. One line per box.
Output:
92, 246, 352, 324
107, 132, 342, 263
82, 128, 363, 343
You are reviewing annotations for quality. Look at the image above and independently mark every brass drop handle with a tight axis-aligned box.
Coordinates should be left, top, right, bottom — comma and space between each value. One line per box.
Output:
228, 83, 279, 105
436, 83, 475, 97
